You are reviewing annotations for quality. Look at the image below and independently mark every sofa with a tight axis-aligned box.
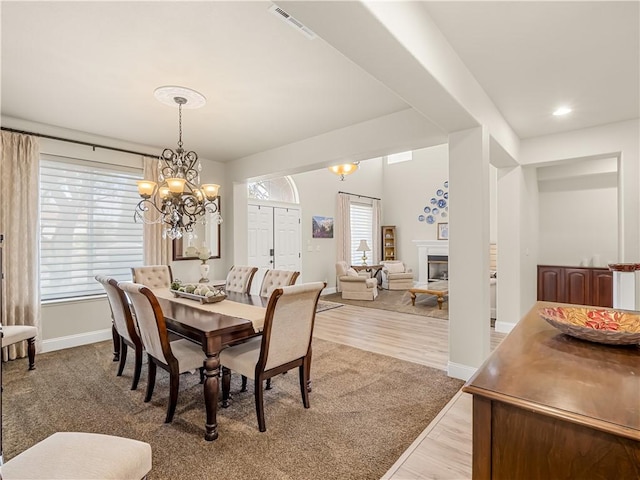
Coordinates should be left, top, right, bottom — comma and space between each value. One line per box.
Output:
380, 261, 414, 290
335, 261, 378, 301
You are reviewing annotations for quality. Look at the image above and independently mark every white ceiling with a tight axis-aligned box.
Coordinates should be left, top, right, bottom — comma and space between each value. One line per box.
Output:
2, 1, 638, 162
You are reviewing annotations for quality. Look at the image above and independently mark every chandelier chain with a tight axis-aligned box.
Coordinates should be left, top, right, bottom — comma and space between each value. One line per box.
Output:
177, 102, 183, 150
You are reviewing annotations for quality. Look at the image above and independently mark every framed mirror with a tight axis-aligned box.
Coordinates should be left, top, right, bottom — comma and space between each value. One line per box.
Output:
173, 198, 221, 261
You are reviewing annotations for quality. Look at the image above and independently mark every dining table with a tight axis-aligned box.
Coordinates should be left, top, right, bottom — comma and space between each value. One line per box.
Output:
151, 288, 268, 441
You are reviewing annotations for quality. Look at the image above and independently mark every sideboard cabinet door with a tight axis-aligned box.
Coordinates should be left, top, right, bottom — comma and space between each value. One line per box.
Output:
591, 270, 613, 307
537, 266, 565, 302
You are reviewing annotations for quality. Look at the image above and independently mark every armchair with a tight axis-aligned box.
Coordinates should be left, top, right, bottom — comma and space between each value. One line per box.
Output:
380, 261, 414, 290
335, 261, 378, 301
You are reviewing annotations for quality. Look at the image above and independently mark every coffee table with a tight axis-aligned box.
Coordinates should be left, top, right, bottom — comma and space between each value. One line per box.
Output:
409, 281, 449, 309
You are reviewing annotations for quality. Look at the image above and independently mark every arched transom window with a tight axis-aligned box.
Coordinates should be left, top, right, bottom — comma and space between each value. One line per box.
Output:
247, 176, 299, 203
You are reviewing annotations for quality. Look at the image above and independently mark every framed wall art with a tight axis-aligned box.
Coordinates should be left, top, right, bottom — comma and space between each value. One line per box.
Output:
437, 222, 449, 240
312, 216, 333, 238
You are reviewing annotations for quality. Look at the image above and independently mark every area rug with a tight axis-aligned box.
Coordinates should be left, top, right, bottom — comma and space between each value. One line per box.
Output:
322, 289, 449, 320
316, 300, 344, 313
2, 339, 462, 480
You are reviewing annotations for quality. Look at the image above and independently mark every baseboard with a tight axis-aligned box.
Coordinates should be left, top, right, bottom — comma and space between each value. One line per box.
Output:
41, 328, 112, 353
495, 321, 516, 334
447, 361, 477, 381
322, 286, 337, 295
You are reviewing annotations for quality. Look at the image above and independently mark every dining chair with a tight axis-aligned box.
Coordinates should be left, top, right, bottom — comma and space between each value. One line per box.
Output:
118, 281, 205, 423
259, 270, 300, 297
131, 265, 174, 289
225, 265, 258, 293
0, 324, 37, 370
220, 281, 325, 432
95, 275, 143, 390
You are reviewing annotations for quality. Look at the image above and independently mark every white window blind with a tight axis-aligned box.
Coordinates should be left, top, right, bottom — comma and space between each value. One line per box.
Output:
40, 157, 143, 301
350, 202, 373, 265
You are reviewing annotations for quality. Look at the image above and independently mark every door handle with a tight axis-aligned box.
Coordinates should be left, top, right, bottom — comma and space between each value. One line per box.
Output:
269, 248, 274, 256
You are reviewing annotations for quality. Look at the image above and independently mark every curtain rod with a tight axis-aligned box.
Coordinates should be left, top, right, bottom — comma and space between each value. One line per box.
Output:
338, 191, 380, 201
1, 126, 159, 159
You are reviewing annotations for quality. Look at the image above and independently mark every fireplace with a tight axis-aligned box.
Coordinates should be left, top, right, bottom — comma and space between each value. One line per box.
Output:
413, 240, 448, 283
428, 255, 448, 281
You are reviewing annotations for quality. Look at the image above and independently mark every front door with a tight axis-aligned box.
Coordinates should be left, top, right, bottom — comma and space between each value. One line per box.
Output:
248, 205, 301, 272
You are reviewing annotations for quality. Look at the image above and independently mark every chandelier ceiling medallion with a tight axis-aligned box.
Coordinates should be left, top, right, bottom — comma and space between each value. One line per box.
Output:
328, 161, 360, 181
134, 86, 222, 240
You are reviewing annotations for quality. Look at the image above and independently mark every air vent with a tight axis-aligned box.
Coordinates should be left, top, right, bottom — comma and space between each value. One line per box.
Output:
268, 5, 317, 40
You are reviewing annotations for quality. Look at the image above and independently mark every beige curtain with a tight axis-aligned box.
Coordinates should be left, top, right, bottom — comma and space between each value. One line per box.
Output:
142, 156, 171, 265
335, 193, 351, 263
0, 132, 41, 360
372, 198, 382, 263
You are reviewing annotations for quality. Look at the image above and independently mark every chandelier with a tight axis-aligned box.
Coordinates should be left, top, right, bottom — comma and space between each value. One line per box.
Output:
328, 162, 359, 181
134, 86, 222, 240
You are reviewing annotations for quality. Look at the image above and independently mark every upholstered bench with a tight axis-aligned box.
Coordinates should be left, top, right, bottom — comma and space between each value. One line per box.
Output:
1, 432, 152, 479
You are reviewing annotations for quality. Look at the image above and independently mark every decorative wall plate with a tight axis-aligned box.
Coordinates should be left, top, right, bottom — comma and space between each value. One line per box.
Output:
418, 214, 425, 221
436, 189, 444, 196
426, 215, 435, 224
438, 199, 446, 208
424, 206, 431, 213
430, 197, 437, 205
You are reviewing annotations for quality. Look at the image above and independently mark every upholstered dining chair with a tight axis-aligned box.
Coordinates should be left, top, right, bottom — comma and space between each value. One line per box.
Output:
0, 324, 37, 370
225, 265, 258, 293
118, 281, 205, 423
259, 269, 300, 297
95, 275, 143, 390
131, 265, 173, 289
220, 281, 325, 432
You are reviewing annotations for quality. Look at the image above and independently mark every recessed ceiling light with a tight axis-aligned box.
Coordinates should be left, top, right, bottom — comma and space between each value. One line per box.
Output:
553, 106, 572, 116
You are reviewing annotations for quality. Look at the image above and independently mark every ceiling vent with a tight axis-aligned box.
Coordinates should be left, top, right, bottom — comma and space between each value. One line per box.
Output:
269, 5, 317, 40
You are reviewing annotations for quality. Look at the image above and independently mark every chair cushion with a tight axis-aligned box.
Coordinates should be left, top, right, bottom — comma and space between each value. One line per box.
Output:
384, 262, 406, 274
346, 268, 359, 277
1, 325, 37, 346
169, 339, 205, 374
219, 337, 262, 380
1, 432, 152, 480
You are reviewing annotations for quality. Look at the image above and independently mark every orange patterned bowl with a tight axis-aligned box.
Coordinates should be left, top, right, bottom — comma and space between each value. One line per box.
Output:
538, 306, 640, 346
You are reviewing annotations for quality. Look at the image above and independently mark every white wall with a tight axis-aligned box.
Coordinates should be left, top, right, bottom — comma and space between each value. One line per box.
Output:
381, 144, 449, 274
538, 177, 617, 267
520, 119, 639, 262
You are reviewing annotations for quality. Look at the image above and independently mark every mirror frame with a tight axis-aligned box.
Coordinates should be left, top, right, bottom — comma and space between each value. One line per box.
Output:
172, 197, 222, 261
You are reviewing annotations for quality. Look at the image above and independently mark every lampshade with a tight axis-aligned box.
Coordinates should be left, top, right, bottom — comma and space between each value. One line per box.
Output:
328, 162, 359, 181
357, 239, 371, 252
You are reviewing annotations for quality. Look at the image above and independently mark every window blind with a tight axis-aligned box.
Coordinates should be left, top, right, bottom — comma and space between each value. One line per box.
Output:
350, 202, 373, 266
40, 157, 143, 301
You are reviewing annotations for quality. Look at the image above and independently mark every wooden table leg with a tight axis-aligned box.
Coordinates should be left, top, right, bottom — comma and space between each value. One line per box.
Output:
203, 342, 221, 441
410, 291, 417, 306
437, 295, 444, 310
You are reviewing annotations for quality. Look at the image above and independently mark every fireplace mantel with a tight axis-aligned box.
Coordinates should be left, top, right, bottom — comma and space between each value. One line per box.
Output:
413, 240, 449, 282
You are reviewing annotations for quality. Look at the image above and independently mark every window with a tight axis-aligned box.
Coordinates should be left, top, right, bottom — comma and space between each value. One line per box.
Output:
247, 176, 299, 203
40, 156, 143, 301
387, 151, 412, 164
350, 202, 373, 265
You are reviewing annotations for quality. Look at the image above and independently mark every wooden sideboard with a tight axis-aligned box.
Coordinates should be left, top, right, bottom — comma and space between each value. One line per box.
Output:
463, 302, 640, 479
538, 265, 613, 307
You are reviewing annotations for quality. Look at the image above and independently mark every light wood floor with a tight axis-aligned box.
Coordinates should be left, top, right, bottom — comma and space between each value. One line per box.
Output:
313, 303, 506, 480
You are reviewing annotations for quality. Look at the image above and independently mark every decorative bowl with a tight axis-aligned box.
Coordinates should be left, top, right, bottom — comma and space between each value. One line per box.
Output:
170, 285, 226, 304
538, 306, 640, 346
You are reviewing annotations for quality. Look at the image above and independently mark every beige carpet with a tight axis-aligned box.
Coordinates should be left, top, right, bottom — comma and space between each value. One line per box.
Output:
323, 289, 449, 320
2, 338, 462, 480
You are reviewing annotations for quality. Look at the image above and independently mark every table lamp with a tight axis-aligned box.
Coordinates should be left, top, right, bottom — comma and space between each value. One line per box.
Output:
357, 239, 371, 265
